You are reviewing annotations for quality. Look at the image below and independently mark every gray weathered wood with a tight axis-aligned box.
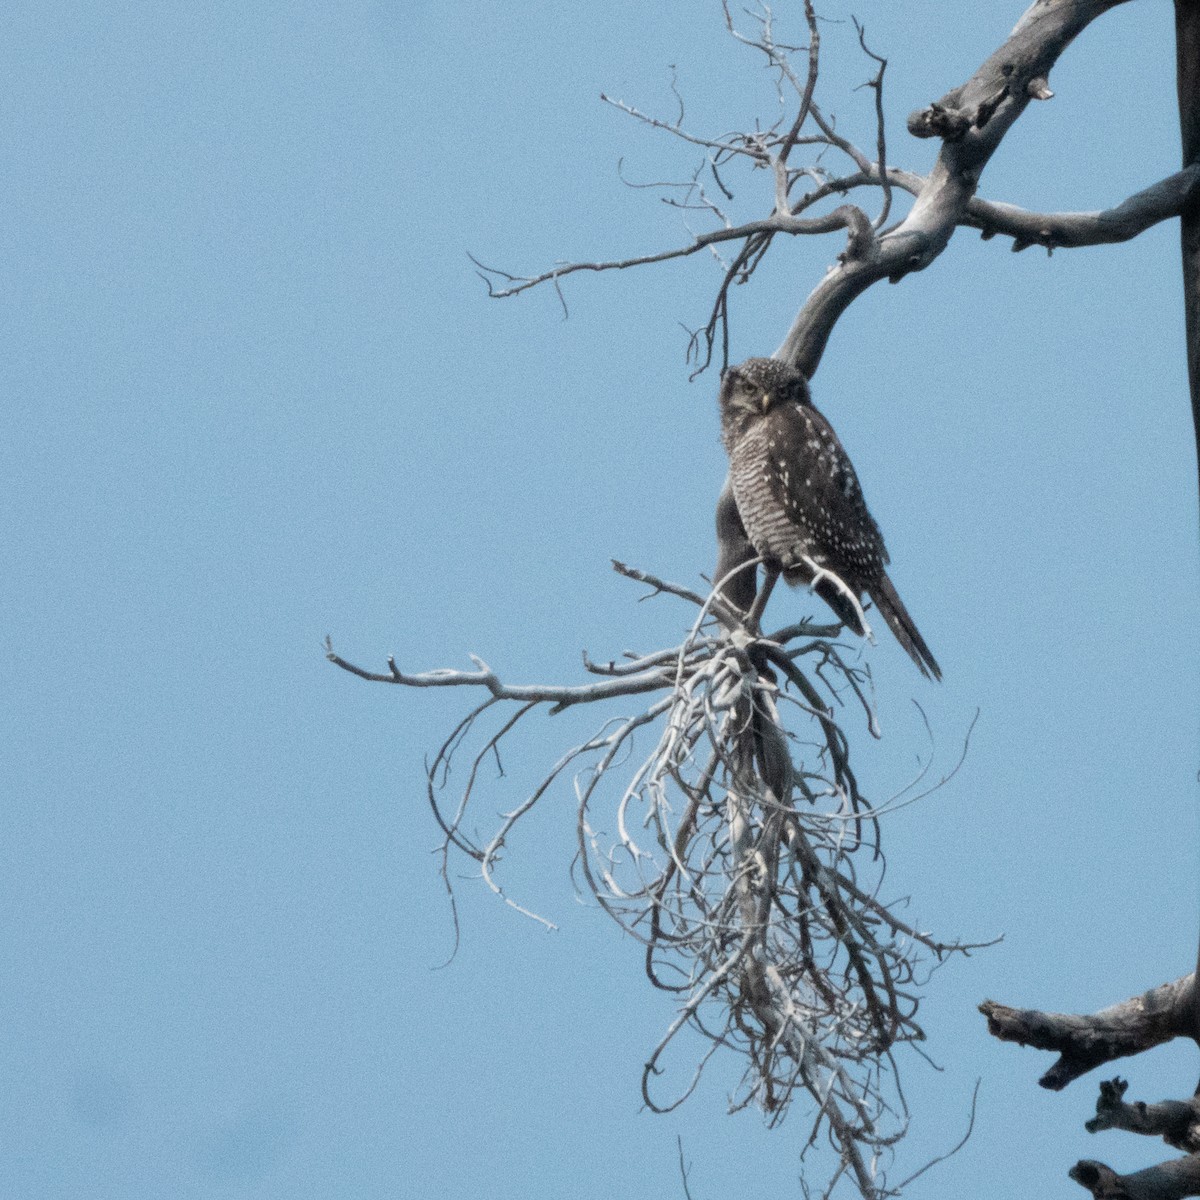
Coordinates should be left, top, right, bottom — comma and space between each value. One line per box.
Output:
776, 0, 1133, 376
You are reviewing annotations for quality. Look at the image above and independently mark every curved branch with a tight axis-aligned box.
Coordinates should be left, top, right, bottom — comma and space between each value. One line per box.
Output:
777, 164, 1200, 254
966, 166, 1200, 250
777, 0, 1135, 375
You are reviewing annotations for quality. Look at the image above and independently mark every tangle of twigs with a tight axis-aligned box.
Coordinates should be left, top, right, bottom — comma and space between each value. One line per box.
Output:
470, 2, 888, 376
328, 560, 992, 1199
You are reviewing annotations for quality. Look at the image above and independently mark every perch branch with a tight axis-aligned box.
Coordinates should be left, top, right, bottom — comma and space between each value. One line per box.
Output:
778, 0, 1136, 374
332, 562, 983, 1200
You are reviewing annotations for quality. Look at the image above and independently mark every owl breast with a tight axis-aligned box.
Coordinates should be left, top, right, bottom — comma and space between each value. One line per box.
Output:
728, 418, 824, 568
727, 403, 886, 584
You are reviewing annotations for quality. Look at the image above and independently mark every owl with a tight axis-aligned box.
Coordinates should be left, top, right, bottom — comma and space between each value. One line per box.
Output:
718, 357, 941, 680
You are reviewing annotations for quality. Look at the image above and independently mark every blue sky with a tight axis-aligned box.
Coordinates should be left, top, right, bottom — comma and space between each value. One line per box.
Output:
3, 2, 1197, 1197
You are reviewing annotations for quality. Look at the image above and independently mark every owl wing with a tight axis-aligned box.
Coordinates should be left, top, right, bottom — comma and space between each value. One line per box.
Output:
764, 402, 890, 573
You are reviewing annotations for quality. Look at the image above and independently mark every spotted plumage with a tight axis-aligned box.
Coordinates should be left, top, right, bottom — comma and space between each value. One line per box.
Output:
718, 356, 941, 680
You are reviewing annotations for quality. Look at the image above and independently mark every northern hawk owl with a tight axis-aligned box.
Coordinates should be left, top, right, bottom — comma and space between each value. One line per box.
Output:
718, 357, 941, 680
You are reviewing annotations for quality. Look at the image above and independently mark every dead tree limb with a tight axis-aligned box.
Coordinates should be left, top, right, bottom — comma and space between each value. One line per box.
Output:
983, 973, 1200, 1199
980, 973, 1199, 1091
780, 0, 1133, 375
964, 167, 1200, 251
1085, 1078, 1200, 1153
478, 1, 1173, 388
1069, 1154, 1200, 1200
330, 562, 987, 1199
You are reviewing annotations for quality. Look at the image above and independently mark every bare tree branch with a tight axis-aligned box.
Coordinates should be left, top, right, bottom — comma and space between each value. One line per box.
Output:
779, 0, 1135, 374
1085, 1078, 1200, 1153
852, 20, 892, 231
331, 562, 985, 1199
470, 205, 874, 305
324, 637, 679, 712
980, 972, 1199, 1091
966, 167, 1200, 251
1070, 1154, 1200, 1200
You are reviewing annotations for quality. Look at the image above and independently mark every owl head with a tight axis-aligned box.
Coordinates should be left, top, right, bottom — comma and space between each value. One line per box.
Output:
718, 357, 811, 437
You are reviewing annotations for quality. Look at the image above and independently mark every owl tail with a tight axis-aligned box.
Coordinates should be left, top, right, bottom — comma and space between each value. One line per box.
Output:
869, 572, 942, 681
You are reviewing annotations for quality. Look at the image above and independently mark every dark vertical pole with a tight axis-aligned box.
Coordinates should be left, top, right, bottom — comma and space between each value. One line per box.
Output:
1178, 0, 1200, 1043
1177, 0, 1200, 524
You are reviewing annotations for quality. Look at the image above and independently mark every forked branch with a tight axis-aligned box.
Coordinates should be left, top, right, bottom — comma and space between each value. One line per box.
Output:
472, 0, 1199, 384
1085, 1078, 1200, 1153
982, 974, 1200, 1199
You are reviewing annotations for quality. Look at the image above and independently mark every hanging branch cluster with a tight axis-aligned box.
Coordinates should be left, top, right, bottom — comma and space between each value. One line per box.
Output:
329, 562, 987, 1200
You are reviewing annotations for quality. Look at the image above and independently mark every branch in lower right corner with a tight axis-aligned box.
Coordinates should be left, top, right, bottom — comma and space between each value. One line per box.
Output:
1085, 1077, 1200, 1152
1070, 1154, 1200, 1200
980, 971, 1198, 1090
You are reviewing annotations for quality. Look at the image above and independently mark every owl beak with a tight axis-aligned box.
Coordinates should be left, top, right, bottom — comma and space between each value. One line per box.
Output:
760, 392, 772, 412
